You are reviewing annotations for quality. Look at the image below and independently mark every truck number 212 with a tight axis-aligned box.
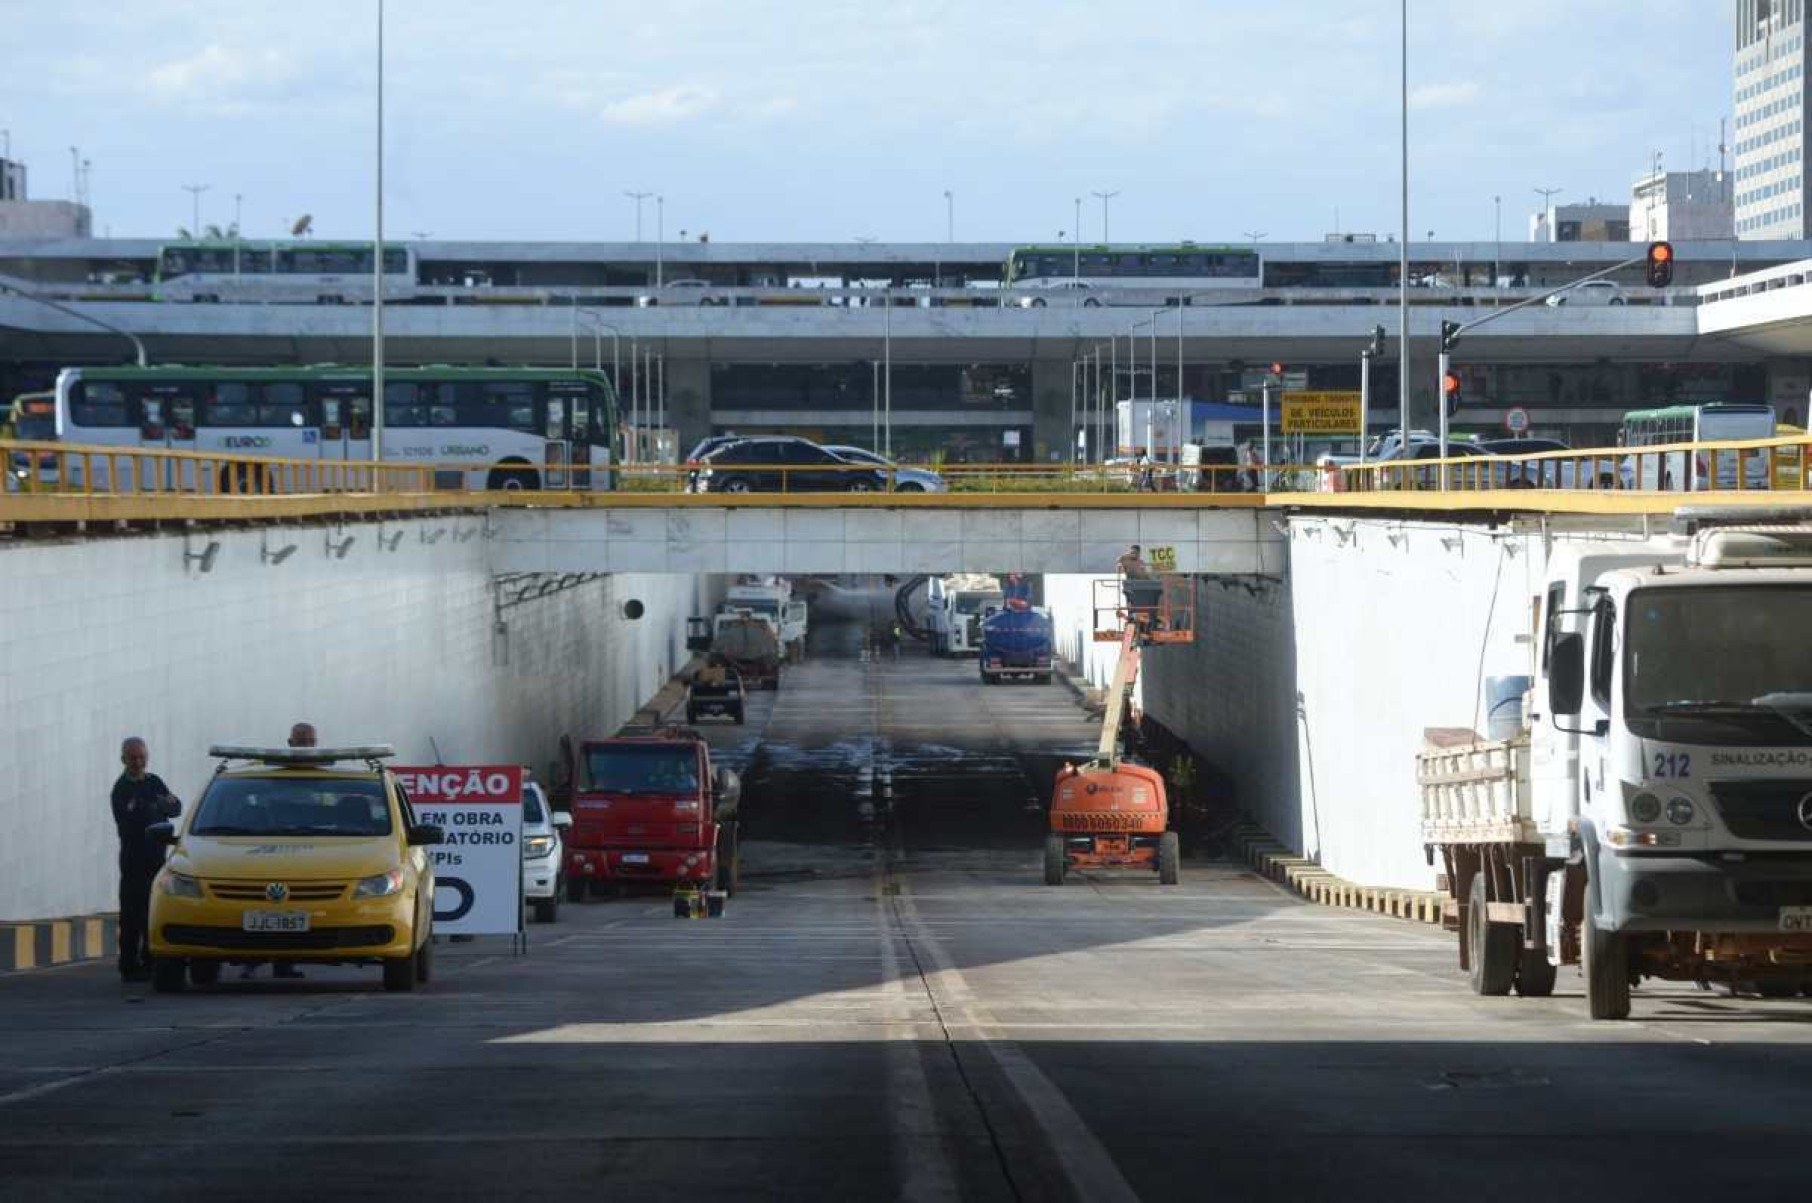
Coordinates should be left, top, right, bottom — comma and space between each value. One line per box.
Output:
1652, 752, 1692, 779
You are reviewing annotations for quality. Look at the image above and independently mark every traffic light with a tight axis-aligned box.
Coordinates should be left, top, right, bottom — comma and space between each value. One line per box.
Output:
1645, 240, 1675, 288
1440, 320, 1463, 352
1443, 369, 1463, 416
1368, 325, 1386, 359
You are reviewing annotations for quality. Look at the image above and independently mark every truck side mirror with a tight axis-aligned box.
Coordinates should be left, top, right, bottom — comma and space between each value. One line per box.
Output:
713, 768, 741, 805
686, 616, 713, 652
407, 823, 445, 847
551, 811, 573, 830
1548, 632, 1585, 715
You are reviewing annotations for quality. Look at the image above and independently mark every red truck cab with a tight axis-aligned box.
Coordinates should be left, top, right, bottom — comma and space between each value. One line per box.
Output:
563, 729, 741, 899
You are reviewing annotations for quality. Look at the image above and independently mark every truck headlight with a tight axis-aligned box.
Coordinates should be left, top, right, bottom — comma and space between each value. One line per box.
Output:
1629, 792, 1662, 823
352, 868, 405, 898
1666, 797, 1696, 825
523, 834, 555, 859
160, 871, 203, 898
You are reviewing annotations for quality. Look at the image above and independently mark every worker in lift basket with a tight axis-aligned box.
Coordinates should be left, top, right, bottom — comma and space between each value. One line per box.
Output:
1116, 544, 1162, 624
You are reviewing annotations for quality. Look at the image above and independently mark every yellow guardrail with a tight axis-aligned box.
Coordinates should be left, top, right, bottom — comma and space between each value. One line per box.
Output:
3, 436, 1810, 524
1336, 432, 1812, 495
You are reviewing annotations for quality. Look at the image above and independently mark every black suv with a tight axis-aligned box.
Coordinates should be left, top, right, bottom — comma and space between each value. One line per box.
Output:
689, 436, 889, 493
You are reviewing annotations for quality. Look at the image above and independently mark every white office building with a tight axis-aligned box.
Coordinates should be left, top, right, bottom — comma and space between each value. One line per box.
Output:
1734, 0, 1809, 239
1630, 168, 1734, 241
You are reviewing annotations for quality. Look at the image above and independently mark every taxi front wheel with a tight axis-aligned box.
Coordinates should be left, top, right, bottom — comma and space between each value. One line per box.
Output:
383, 949, 418, 993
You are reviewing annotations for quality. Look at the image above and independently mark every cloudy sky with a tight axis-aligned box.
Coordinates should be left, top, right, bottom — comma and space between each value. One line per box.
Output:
1, 1, 1734, 245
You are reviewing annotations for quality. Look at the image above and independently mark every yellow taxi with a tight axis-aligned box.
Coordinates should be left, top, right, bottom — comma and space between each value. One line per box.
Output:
148, 745, 442, 993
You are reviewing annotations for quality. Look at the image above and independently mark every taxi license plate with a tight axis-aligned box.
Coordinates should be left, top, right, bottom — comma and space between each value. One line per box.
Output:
242, 910, 310, 933
1781, 907, 1812, 932
622, 852, 650, 865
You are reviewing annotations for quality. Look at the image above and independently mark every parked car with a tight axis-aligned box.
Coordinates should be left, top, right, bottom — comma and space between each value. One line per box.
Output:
1477, 438, 1613, 489
637, 279, 722, 307
688, 435, 890, 493
821, 445, 948, 492
1375, 439, 1498, 489
522, 777, 570, 924
1545, 280, 1626, 307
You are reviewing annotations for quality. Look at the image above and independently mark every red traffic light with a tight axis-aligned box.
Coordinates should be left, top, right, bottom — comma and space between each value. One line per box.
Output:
1442, 370, 1462, 396
1646, 240, 1675, 288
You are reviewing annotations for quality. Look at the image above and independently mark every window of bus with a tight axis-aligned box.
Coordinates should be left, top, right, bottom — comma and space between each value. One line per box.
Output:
476, 381, 541, 434
202, 381, 308, 428
69, 381, 134, 428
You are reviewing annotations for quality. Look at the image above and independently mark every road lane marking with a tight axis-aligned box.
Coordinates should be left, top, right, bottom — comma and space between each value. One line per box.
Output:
874, 874, 962, 1203
890, 874, 1141, 1203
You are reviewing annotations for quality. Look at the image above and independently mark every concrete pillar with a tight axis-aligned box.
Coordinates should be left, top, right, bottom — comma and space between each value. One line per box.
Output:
1030, 355, 1075, 464
664, 356, 712, 455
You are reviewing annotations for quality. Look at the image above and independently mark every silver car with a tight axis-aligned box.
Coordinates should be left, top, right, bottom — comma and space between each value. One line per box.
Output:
822, 445, 948, 493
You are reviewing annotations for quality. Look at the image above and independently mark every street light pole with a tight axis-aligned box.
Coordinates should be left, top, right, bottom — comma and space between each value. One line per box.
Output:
1493, 194, 1502, 298
182, 183, 209, 236
1533, 186, 1563, 243
371, 0, 385, 464
883, 286, 892, 458
655, 195, 665, 287
1073, 197, 1082, 279
1397, 0, 1410, 484
624, 191, 651, 241
944, 189, 954, 242
1091, 189, 1119, 244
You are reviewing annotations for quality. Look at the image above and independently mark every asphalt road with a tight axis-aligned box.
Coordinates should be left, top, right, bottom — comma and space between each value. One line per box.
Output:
4, 621, 1811, 1201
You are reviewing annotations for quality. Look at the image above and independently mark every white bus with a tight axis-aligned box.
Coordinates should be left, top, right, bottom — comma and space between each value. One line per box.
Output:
54, 364, 619, 492
1619, 403, 1776, 491
1005, 243, 1262, 306
154, 241, 418, 304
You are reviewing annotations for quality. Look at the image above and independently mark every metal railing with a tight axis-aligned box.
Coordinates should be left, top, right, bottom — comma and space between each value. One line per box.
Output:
5, 435, 1810, 508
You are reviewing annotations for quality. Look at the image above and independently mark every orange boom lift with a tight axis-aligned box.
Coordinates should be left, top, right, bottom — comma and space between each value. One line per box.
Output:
1044, 575, 1195, 886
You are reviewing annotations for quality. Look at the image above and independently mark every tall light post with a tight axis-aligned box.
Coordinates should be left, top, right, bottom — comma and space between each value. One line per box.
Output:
1492, 194, 1502, 296
1397, 0, 1410, 481
233, 192, 244, 279
371, 0, 386, 463
883, 284, 893, 458
944, 189, 954, 242
182, 183, 209, 236
1242, 229, 1267, 253
1073, 197, 1082, 279
1091, 189, 1119, 244
1533, 186, 1563, 243
624, 191, 651, 241
656, 194, 665, 287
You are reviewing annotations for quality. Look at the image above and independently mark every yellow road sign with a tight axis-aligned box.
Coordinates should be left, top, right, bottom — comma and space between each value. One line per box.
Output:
1281, 391, 1363, 435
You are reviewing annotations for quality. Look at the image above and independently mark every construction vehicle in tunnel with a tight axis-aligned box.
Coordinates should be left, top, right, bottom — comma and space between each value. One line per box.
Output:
563, 727, 741, 900
1044, 575, 1196, 886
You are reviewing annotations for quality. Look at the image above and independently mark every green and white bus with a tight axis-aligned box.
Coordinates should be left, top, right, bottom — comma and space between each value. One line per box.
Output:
153, 241, 417, 304
54, 364, 619, 492
1619, 403, 1776, 491
1005, 243, 1261, 305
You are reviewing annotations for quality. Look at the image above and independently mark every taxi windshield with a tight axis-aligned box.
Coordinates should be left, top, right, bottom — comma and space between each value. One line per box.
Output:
582, 746, 700, 794
192, 777, 392, 837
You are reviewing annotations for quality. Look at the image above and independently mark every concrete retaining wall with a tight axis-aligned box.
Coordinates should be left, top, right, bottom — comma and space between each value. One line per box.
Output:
0, 520, 714, 923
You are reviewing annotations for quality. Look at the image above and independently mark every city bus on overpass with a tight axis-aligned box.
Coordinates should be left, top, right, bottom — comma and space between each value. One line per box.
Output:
1619, 402, 1776, 491
53, 364, 619, 492
153, 241, 418, 304
1004, 243, 1262, 305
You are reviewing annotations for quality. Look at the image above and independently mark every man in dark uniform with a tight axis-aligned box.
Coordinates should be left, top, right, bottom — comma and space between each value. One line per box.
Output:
111, 736, 180, 981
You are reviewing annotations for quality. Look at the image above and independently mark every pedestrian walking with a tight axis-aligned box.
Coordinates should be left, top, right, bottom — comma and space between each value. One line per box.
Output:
111, 737, 180, 982
890, 622, 904, 661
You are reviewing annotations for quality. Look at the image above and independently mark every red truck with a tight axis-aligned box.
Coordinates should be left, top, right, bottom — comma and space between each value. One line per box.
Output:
563, 727, 742, 900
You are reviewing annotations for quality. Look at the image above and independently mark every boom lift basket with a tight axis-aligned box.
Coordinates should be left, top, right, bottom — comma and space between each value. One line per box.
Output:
1092, 575, 1195, 644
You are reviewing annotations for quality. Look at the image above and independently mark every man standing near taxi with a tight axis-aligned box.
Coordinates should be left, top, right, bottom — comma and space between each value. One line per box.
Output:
111, 737, 180, 982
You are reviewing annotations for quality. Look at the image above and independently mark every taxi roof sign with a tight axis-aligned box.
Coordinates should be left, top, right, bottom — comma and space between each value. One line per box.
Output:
207, 744, 396, 765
